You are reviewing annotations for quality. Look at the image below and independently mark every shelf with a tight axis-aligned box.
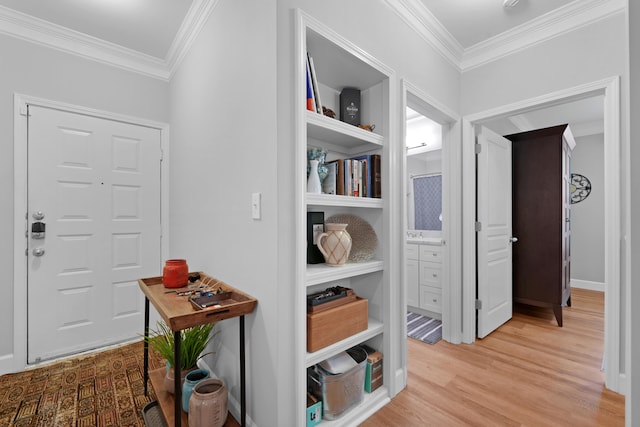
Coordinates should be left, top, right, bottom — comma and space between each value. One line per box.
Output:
306, 260, 383, 287
138, 272, 257, 331
306, 193, 383, 208
314, 387, 390, 427
148, 368, 239, 427
305, 317, 383, 367
307, 111, 383, 155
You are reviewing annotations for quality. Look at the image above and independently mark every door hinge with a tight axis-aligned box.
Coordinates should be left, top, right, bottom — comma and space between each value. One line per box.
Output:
20, 104, 30, 117
475, 299, 483, 310
475, 143, 482, 154
160, 148, 164, 162
475, 221, 482, 232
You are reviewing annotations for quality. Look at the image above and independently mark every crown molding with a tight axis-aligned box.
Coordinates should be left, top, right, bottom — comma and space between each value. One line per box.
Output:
165, 0, 221, 78
0, 5, 170, 80
461, 0, 627, 71
384, 0, 463, 71
386, 0, 626, 73
0, 0, 221, 82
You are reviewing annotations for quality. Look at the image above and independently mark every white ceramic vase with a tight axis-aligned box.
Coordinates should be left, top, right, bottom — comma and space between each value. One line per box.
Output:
317, 223, 352, 266
307, 159, 322, 193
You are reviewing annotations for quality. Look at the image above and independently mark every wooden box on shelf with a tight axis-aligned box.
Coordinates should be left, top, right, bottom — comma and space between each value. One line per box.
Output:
306, 297, 368, 352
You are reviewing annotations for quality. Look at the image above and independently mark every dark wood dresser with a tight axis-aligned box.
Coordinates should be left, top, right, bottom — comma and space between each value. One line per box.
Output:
506, 124, 575, 326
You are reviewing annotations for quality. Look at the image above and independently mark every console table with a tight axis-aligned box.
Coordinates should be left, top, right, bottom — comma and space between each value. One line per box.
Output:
138, 272, 257, 427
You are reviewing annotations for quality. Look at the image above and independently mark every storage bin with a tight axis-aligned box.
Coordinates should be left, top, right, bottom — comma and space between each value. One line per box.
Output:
307, 297, 368, 352
308, 347, 367, 420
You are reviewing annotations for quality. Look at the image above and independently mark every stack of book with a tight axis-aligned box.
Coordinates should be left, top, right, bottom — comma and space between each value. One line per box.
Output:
321, 154, 381, 198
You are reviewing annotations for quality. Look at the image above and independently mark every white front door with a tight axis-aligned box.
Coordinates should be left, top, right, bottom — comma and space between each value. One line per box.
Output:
476, 126, 513, 338
27, 105, 162, 363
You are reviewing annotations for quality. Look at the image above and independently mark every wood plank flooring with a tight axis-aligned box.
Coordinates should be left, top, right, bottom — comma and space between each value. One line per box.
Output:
361, 288, 625, 426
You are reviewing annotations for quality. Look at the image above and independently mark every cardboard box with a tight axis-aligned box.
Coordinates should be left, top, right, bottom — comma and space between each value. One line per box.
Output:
307, 297, 368, 352
365, 351, 383, 393
306, 392, 322, 427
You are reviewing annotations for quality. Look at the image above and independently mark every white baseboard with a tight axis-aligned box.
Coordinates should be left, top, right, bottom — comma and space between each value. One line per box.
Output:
618, 372, 627, 396
0, 353, 15, 376
571, 279, 605, 292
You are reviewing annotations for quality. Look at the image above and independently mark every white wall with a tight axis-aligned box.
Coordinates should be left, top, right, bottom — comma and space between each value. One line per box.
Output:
571, 134, 605, 286
461, 11, 629, 373
168, 0, 279, 425
0, 34, 169, 361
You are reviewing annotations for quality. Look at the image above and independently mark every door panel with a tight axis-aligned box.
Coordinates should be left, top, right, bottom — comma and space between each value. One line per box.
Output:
27, 105, 161, 363
477, 126, 513, 339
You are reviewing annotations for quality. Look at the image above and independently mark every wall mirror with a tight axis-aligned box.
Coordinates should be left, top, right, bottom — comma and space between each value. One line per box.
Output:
405, 106, 443, 232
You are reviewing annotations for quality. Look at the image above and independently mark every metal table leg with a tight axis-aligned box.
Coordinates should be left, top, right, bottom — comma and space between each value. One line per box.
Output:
240, 315, 246, 427
144, 297, 150, 396
174, 330, 182, 427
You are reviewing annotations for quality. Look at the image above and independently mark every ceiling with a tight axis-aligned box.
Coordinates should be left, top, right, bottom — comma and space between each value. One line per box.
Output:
418, 0, 576, 49
0, 0, 609, 135
0, 0, 193, 59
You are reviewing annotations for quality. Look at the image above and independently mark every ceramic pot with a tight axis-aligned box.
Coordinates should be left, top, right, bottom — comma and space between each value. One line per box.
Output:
163, 365, 195, 395
307, 159, 322, 194
317, 223, 352, 266
182, 369, 210, 412
163, 259, 188, 288
188, 378, 228, 427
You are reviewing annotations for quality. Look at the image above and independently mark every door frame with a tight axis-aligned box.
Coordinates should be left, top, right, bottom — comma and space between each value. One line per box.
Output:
11, 93, 170, 373
398, 79, 462, 390
461, 76, 623, 393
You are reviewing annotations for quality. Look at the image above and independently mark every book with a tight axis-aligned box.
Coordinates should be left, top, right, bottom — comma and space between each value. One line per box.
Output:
305, 60, 315, 112
328, 160, 345, 195
371, 154, 381, 198
351, 155, 372, 197
308, 54, 323, 114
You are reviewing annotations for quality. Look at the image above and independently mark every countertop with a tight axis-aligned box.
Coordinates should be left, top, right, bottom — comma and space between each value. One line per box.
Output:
406, 237, 443, 246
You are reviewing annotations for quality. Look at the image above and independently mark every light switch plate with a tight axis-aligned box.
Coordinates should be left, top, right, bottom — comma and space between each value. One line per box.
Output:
252, 192, 261, 219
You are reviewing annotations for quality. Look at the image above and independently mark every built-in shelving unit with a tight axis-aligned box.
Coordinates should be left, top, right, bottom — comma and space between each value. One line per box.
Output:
294, 9, 396, 426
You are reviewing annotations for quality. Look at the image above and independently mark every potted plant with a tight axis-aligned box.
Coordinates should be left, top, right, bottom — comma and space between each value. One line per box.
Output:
146, 321, 216, 394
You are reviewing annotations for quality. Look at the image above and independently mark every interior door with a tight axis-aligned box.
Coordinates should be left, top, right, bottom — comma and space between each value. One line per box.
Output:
477, 126, 513, 338
27, 105, 161, 363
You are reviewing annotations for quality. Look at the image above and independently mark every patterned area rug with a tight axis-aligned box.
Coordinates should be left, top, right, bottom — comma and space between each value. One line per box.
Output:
407, 312, 442, 344
0, 341, 164, 427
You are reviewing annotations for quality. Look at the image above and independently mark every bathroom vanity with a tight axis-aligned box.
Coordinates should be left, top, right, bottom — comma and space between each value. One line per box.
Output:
405, 232, 443, 319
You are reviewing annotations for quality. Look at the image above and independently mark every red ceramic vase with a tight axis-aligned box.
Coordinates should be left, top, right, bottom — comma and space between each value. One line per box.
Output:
163, 259, 189, 288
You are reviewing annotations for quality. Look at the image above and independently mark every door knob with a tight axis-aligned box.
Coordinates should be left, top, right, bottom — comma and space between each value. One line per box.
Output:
32, 247, 45, 257
33, 211, 45, 220
510, 237, 519, 243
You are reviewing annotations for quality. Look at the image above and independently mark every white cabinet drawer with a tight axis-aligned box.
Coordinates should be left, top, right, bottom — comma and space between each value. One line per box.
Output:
406, 244, 419, 261
420, 286, 442, 313
419, 261, 442, 288
419, 246, 442, 263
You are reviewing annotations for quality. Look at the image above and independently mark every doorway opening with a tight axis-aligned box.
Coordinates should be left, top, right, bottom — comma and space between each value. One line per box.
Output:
400, 80, 462, 388
461, 77, 622, 393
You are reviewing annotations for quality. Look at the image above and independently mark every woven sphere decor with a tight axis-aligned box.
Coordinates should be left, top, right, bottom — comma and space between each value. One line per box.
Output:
326, 214, 378, 262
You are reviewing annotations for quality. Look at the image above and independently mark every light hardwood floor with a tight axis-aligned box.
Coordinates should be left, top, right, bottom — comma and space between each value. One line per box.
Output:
362, 288, 625, 426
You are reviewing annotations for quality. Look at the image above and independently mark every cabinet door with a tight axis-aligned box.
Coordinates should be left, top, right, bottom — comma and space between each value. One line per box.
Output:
419, 261, 442, 289
406, 244, 419, 261
420, 286, 442, 314
406, 259, 420, 308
